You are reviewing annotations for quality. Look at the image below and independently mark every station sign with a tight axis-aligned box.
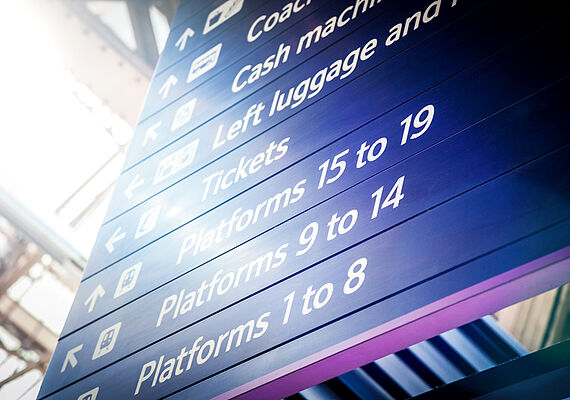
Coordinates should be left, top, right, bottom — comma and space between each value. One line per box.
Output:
125, 0, 396, 170
106, 0, 474, 221
92, 0, 550, 273
155, 0, 314, 82
38, 0, 570, 399
60, 35, 570, 341
41, 80, 570, 394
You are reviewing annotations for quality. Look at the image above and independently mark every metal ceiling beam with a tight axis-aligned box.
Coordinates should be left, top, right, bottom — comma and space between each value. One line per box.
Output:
127, 0, 160, 66
154, 0, 179, 23
0, 360, 46, 388
59, 0, 154, 77
413, 339, 570, 399
0, 188, 85, 271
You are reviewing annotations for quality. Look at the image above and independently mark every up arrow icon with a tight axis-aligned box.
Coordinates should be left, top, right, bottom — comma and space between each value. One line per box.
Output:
158, 75, 178, 99
60, 344, 83, 373
175, 27, 195, 51
84, 284, 105, 313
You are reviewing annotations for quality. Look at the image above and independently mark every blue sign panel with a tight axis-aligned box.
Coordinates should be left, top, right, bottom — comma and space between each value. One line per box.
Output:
168, 0, 202, 30
141, 0, 397, 123
107, 0, 481, 222
89, 0, 565, 276
156, 0, 321, 77
123, 0, 470, 172
41, 146, 570, 399
62, 53, 566, 360
38, 0, 570, 399
93, 0, 564, 288
39, 77, 570, 396
59, 33, 570, 342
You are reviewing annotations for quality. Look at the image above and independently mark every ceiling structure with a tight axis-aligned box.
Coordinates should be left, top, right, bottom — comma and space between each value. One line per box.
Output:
0, 1, 177, 398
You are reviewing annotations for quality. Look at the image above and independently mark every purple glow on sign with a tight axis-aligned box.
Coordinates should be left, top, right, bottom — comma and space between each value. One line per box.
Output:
214, 245, 570, 400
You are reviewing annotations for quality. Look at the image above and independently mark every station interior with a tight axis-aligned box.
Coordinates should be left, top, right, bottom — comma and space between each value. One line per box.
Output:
0, 1, 568, 399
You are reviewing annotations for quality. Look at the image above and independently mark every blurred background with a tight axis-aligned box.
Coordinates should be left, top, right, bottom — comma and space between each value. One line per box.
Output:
0, 1, 567, 399
0, 1, 176, 397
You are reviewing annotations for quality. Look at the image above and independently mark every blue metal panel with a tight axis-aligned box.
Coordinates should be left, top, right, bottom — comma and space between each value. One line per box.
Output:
164, 0, 238, 70
62, 24, 570, 339
411, 339, 570, 400
300, 384, 345, 400
40, 80, 570, 396
169, 0, 204, 30
160, 189, 570, 400
123, 0, 482, 171
338, 369, 394, 400
439, 330, 495, 372
41, 145, 570, 399
408, 342, 464, 384
480, 316, 528, 357
156, 0, 326, 77
92, 0, 569, 275
375, 355, 430, 396
38, 0, 570, 398
107, 0, 481, 222
141, 0, 393, 122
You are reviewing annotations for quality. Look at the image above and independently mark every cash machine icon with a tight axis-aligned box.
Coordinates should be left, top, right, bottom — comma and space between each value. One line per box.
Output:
187, 43, 222, 83
92, 322, 122, 360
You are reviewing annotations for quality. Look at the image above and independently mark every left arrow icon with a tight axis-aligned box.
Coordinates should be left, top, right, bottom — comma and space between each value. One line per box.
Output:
60, 344, 83, 373
124, 174, 144, 200
105, 226, 126, 253
84, 284, 105, 313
